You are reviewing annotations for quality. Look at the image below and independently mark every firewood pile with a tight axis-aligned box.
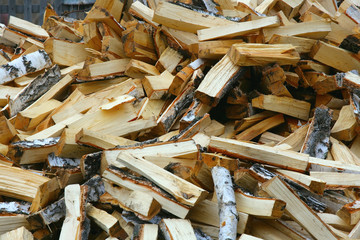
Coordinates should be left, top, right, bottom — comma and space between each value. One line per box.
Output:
1, 0, 360, 238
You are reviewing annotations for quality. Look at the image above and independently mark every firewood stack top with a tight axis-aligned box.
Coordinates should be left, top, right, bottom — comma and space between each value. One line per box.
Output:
0, 0, 360, 239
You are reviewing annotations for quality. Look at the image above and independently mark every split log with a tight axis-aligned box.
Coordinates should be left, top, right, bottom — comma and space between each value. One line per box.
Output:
195, 54, 245, 107
116, 152, 208, 206
142, 70, 174, 99
125, 59, 160, 79
103, 166, 191, 218
252, 95, 311, 120
59, 184, 90, 240
104, 180, 161, 220
317, 213, 352, 232
133, 224, 158, 240
155, 47, 183, 74
331, 105, 357, 141
197, 40, 244, 59
212, 166, 238, 240
337, 200, 360, 225
0, 50, 51, 85
262, 176, 337, 240
7, 64, 62, 118
159, 219, 196, 240
301, 105, 332, 159
0, 226, 33, 240
180, 99, 212, 130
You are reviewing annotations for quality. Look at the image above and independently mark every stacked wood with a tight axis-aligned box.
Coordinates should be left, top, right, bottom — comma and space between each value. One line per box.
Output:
0, 0, 360, 239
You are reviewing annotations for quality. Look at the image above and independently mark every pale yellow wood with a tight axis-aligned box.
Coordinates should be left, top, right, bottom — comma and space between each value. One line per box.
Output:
0, 216, 29, 236
197, 16, 280, 41
88, 59, 131, 79
262, 177, 337, 240
309, 172, 360, 188
268, 35, 316, 53
160, 219, 196, 240
318, 213, 353, 232
239, 234, 264, 240
331, 105, 357, 141
0, 226, 33, 240
8, 16, 49, 39
331, 137, 360, 165
142, 70, 174, 99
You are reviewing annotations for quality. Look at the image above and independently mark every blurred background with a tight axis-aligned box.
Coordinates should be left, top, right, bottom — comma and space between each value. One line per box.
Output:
0, 0, 95, 25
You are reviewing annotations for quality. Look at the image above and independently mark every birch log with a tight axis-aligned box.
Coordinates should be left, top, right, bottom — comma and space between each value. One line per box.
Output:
0, 50, 52, 85
212, 166, 238, 240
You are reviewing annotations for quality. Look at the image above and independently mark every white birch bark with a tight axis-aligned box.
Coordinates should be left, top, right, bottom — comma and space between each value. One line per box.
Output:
0, 50, 52, 84
212, 166, 238, 240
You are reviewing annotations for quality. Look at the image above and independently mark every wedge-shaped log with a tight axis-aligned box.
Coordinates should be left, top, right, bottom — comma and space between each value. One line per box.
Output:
125, 59, 160, 79
228, 43, 300, 66
80, 59, 131, 81
310, 41, 360, 72
59, 184, 89, 240
104, 180, 161, 219
133, 224, 158, 240
159, 219, 196, 240
9, 16, 49, 39
0, 165, 49, 202
116, 152, 208, 206
331, 105, 357, 141
197, 16, 280, 41
195, 54, 244, 107
142, 70, 174, 99
44, 38, 90, 67
235, 189, 286, 218
0, 226, 33, 240
8, 137, 59, 164
103, 166, 190, 218
252, 95, 311, 120
269, 35, 316, 53
0, 116, 16, 145
337, 200, 360, 225
86, 203, 125, 238
7, 64, 62, 118
208, 136, 309, 172
0, 50, 51, 85
263, 20, 331, 42
155, 47, 183, 73
262, 177, 337, 240
152, 1, 233, 33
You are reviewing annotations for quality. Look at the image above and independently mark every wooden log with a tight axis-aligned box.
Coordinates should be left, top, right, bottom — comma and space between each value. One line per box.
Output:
30, 177, 61, 213
209, 136, 309, 172
197, 40, 244, 59
0, 226, 33, 240
235, 114, 285, 141
129, 1, 158, 27
239, 234, 263, 240
125, 59, 160, 79
235, 188, 286, 218
318, 213, 352, 232
159, 219, 196, 240
155, 47, 183, 74
301, 105, 332, 159
195, 54, 244, 107
212, 166, 238, 240
262, 176, 337, 239
7, 65, 62, 118
228, 43, 300, 66
0, 50, 51, 85
331, 105, 357, 141
7, 137, 59, 164
310, 41, 360, 72
102, 166, 191, 218
263, 20, 331, 42
116, 152, 208, 206
59, 184, 89, 240
152, 1, 233, 33
197, 16, 280, 41
277, 0, 305, 18
252, 95, 311, 120
180, 99, 212, 130
309, 172, 360, 189
330, 137, 360, 165
86, 203, 125, 238
142, 70, 174, 99
337, 200, 360, 225
104, 180, 161, 220
132, 224, 158, 240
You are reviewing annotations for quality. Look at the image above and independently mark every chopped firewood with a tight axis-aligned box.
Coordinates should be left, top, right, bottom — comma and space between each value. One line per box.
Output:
30, 177, 61, 213
262, 176, 337, 239
152, 2, 232, 33
229, 43, 300, 66
59, 184, 89, 240
143, 70, 174, 99
239, 234, 263, 240
209, 136, 309, 171
180, 99, 211, 130
7, 137, 59, 164
44, 38, 89, 67
86, 203, 125, 238
160, 219, 196, 240
9, 16, 49, 40
235, 114, 285, 141
197, 16, 280, 41
155, 47, 183, 74
116, 152, 208, 206
7, 65, 62, 118
337, 199, 360, 225
330, 137, 360, 165
301, 106, 332, 159
331, 105, 357, 141
259, 132, 285, 145
0, 226, 33, 240
234, 188, 286, 218
103, 166, 191, 218
125, 59, 160, 79
104, 180, 161, 220
252, 95, 311, 120
0, 50, 51, 85
200, 152, 240, 171
197, 40, 244, 59
133, 224, 158, 240
76, 128, 136, 150
195, 54, 244, 107
212, 166, 238, 240
309, 172, 360, 189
